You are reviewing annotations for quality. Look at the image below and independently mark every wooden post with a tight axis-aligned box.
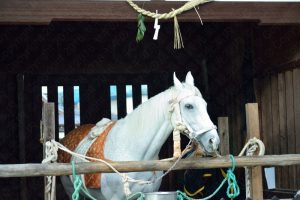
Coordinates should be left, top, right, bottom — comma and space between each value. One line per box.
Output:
218, 117, 229, 155
245, 103, 264, 199
42, 103, 56, 200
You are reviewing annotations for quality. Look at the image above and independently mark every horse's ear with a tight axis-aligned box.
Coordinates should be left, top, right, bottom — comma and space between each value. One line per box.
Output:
173, 72, 183, 89
185, 71, 194, 86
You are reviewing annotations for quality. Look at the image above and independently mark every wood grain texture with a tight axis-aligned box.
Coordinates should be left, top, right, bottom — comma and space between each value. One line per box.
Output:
285, 70, 296, 189
270, 74, 281, 188
218, 117, 229, 155
292, 68, 300, 188
1, 1, 300, 24
1, 154, 300, 178
278, 72, 289, 188
245, 103, 263, 200
42, 103, 56, 200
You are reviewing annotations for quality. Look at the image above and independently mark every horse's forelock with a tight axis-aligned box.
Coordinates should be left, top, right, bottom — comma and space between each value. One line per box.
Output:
174, 83, 202, 98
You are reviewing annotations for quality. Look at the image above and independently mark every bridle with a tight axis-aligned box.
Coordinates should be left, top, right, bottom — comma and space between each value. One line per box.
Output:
169, 90, 217, 153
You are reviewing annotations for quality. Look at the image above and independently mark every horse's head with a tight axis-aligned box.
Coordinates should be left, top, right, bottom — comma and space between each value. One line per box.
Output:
170, 72, 220, 155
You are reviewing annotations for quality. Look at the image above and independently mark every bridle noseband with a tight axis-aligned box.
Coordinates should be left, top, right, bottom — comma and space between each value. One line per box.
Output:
169, 92, 217, 149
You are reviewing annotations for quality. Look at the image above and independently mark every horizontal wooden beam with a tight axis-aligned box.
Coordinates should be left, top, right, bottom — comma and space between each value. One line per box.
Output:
1, 1, 300, 24
1, 154, 300, 177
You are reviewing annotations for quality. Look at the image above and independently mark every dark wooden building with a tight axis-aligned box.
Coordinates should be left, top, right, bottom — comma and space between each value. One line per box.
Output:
0, 1, 299, 199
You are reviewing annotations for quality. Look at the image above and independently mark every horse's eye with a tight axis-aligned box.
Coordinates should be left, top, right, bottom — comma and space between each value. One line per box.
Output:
185, 104, 194, 109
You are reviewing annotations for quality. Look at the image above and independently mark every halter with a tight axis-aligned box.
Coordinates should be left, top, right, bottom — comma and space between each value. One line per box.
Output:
169, 90, 217, 156
169, 91, 217, 138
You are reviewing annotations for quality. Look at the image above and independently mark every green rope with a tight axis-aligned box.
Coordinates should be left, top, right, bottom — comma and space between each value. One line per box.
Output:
136, 13, 146, 42
72, 161, 82, 200
177, 154, 240, 200
226, 155, 240, 198
71, 161, 97, 200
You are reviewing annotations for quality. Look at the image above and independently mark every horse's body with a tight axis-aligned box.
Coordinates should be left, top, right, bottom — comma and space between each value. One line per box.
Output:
58, 72, 220, 200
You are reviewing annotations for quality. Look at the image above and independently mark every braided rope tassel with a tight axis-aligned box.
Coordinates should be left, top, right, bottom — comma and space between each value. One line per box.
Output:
173, 13, 184, 49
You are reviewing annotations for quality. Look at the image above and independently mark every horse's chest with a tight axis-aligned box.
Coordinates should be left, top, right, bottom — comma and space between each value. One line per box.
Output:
58, 123, 115, 189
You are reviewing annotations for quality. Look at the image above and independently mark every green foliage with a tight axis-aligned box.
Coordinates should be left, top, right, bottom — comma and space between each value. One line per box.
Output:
136, 13, 146, 43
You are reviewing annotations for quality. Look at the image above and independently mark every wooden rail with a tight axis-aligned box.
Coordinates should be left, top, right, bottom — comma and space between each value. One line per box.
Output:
1, 154, 300, 178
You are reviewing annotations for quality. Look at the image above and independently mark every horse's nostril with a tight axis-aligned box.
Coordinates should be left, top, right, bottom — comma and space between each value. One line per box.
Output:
209, 138, 214, 144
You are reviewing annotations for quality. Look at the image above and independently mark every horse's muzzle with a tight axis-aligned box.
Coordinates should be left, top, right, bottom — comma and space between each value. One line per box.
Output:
195, 129, 220, 155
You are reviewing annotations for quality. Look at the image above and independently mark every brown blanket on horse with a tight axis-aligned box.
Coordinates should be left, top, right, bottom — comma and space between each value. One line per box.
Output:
58, 123, 115, 188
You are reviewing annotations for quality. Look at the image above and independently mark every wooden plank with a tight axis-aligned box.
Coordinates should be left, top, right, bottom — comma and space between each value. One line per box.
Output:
260, 76, 273, 154
292, 68, 300, 189
218, 117, 229, 155
132, 84, 142, 109
63, 85, 75, 134
17, 74, 27, 200
285, 70, 296, 189
1, 1, 300, 24
42, 103, 56, 200
1, 154, 300, 178
47, 86, 59, 141
278, 73, 288, 188
245, 103, 263, 200
270, 74, 281, 188
117, 84, 127, 119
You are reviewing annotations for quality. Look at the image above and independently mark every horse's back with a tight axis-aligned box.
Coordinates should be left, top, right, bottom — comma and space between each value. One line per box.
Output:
58, 124, 94, 163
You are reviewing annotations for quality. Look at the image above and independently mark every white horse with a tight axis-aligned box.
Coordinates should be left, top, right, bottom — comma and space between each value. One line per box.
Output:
58, 72, 220, 200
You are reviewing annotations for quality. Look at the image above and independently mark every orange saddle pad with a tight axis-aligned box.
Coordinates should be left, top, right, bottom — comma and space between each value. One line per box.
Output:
58, 122, 115, 188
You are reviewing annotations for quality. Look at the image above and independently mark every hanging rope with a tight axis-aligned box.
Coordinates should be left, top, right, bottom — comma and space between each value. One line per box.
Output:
177, 155, 239, 200
173, 10, 184, 49
127, 0, 211, 20
127, 0, 212, 49
71, 161, 97, 200
237, 137, 265, 199
42, 141, 59, 200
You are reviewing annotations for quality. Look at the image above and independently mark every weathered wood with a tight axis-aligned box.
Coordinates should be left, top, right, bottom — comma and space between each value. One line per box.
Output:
245, 103, 263, 200
270, 74, 281, 188
285, 70, 296, 189
218, 117, 229, 155
42, 103, 56, 200
1, 154, 300, 178
260, 76, 272, 154
1, 1, 300, 24
42, 103, 55, 142
292, 68, 300, 188
278, 73, 288, 188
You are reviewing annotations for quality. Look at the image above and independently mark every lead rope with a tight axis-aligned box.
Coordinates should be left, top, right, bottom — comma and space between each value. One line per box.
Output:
177, 155, 239, 200
42, 141, 58, 200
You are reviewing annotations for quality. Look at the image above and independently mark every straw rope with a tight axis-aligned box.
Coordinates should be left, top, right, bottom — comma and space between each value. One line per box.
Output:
126, 0, 212, 20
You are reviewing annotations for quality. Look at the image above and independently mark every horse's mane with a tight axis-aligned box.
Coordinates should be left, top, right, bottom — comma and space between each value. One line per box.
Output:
121, 83, 202, 132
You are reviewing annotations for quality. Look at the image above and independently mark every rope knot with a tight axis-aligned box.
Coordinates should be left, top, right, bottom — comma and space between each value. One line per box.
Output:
42, 140, 58, 163
226, 155, 240, 199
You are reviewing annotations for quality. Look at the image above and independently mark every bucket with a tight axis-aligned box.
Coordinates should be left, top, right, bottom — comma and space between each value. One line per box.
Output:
143, 191, 177, 200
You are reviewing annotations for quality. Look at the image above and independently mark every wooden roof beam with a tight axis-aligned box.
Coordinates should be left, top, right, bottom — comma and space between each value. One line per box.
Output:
1, 1, 300, 25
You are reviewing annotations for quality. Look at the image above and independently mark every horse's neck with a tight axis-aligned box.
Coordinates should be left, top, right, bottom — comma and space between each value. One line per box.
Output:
108, 89, 173, 161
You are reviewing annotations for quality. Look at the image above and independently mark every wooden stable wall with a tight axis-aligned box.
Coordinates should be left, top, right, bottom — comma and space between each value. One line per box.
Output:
256, 66, 300, 190
254, 26, 300, 190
